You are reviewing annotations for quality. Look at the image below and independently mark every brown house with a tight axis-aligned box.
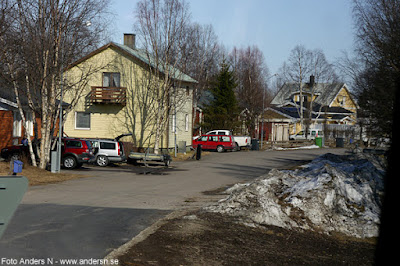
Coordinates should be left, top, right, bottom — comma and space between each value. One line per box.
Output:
0, 95, 58, 151
0, 96, 28, 150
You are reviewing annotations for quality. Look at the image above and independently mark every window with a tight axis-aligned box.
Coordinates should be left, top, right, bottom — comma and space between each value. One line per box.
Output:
217, 131, 226, 135
199, 136, 208, 141
66, 140, 82, 148
100, 142, 116, 150
221, 136, 230, 142
26, 112, 34, 136
210, 136, 219, 142
340, 96, 346, 106
13, 111, 22, 137
103, 72, 120, 87
75, 112, 91, 129
185, 114, 189, 131
172, 114, 176, 132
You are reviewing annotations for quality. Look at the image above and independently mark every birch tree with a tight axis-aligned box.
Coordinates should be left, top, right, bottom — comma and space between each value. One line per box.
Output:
0, 0, 111, 169
278, 45, 337, 132
179, 23, 220, 128
134, 0, 191, 154
230, 45, 271, 136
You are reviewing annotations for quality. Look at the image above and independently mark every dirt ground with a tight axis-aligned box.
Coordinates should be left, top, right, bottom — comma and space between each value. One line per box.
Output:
117, 210, 376, 266
0, 161, 87, 186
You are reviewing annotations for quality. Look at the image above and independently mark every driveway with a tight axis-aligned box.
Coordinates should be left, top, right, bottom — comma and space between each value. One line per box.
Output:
0, 148, 345, 260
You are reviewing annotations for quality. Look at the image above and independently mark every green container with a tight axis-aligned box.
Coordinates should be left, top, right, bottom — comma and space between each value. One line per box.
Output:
315, 137, 323, 147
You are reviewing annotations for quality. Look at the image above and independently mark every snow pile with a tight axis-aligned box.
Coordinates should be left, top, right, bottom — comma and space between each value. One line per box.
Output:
206, 153, 385, 238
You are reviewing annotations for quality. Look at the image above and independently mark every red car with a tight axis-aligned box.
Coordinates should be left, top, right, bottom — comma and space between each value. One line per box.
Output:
1, 138, 94, 170
192, 134, 237, 152
60, 138, 95, 169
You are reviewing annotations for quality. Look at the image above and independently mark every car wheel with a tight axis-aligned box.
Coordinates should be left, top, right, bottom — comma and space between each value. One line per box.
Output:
235, 142, 240, 151
217, 145, 224, 153
9, 153, 20, 161
63, 156, 77, 169
96, 155, 109, 167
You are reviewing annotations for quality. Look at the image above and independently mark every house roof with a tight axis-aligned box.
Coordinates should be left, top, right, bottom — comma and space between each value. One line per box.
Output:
271, 82, 348, 107
263, 104, 354, 122
67, 42, 197, 84
0, 96, 18, 110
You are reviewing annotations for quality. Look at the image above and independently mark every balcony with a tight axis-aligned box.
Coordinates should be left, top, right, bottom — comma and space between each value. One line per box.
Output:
90, 87, 127, 105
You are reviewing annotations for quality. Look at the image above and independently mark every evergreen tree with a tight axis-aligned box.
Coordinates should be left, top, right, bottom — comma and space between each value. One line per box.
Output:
203, 61, 239, 131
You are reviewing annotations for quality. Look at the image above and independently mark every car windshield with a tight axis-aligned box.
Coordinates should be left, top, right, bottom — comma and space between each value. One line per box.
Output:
199, 136, 208, 141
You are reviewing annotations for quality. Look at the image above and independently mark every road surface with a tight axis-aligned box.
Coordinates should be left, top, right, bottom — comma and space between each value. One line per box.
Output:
0, 148, 346, 261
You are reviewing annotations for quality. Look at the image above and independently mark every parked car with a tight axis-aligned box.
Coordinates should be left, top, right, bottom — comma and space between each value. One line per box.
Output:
1, 144, 37, 161
192, 134, 237, 152
88, 138, 126, 167
1, 138, 94, 170
205, 130, 251, 150
289, 129, 324, 140
59, 138, 95, 169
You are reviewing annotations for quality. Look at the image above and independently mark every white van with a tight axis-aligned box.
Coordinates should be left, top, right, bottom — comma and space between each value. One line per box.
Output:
289, 129, 323, 140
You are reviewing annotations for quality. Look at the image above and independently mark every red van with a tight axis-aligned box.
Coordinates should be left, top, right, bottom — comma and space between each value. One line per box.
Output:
192, 134, 237, 152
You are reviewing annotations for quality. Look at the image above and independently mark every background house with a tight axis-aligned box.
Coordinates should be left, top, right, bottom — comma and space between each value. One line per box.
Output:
0, 91, 36, 150
63, 34, 196, 152
261, 76, 358, 142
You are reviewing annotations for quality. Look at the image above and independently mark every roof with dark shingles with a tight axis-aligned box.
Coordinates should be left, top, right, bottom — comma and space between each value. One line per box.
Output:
271, 82, 346, 106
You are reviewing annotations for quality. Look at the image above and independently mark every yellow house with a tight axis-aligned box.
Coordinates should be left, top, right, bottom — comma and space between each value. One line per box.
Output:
63, 34, 197, 151
261, 75, 358, 141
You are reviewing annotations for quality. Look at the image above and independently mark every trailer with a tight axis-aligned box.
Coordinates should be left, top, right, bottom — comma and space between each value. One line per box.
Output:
128, 152, 172, 167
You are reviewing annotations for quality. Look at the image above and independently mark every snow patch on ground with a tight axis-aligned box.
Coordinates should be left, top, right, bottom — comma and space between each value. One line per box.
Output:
206, 153, 385, 238
273, 144, 321, 150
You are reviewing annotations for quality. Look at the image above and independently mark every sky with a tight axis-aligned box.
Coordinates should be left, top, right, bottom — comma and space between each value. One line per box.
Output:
110, 0, 355, 78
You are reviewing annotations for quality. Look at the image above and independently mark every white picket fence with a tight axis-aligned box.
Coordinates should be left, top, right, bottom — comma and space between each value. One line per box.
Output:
324, 124, 361, 140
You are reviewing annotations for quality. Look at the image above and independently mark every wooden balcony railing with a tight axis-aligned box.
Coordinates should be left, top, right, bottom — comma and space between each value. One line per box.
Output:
90, 87, 127, 105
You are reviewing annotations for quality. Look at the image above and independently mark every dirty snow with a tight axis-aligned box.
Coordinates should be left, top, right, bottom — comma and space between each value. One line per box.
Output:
273, 144, 320, 150
206, 153, 386, 238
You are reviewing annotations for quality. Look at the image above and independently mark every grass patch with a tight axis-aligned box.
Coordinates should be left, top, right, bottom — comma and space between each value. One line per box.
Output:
0, 161, 88, 186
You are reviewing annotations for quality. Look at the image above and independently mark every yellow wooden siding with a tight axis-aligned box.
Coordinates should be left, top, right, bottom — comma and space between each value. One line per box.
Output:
64, 46, 193, 149
330, 87, 357, 124
167, 85, 193, 148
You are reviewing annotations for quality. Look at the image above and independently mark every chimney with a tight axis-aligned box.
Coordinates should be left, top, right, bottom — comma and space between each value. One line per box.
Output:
309, 75, 315, 87
123, 33, 135, 49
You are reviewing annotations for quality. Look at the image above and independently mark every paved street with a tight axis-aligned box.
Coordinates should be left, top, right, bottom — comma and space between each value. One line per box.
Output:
0, 148, 345, 261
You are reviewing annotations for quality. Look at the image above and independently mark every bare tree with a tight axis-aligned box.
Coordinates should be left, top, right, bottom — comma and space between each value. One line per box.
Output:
179, 23, 220, 132
230, 45, 271, 136
134, 0, 191, 154
179, 23, 220, 129
353, 0, 400, 72
278, 45, 338, 131
0, 0, 111, 169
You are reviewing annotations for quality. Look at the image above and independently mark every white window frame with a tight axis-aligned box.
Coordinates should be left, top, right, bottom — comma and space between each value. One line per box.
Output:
13, 111, 22, 137
26, 112, 34, 136
172, 114, 176, 132
185, 114, 189, 132
75, 112, 91, 130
